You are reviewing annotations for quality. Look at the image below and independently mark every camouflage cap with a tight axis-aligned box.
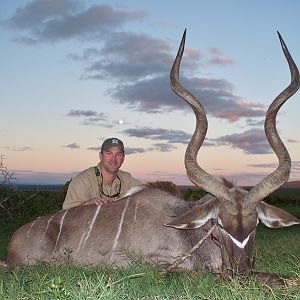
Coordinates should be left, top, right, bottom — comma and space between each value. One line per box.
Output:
101, 138, 124, 152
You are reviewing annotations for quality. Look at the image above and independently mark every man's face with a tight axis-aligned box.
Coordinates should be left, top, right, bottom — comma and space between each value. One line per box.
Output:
100, 147, 125, 174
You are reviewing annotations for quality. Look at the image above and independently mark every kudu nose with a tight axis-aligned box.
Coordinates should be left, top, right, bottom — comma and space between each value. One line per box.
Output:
230, 249, 252, 277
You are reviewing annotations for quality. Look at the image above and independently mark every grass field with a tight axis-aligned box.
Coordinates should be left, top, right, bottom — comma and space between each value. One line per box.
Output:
1, 263, 300, 300
0, 189, 300, 299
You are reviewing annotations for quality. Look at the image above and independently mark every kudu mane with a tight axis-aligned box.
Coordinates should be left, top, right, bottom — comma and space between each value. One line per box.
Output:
142, 181, 182, 198
221, 177, 236, 189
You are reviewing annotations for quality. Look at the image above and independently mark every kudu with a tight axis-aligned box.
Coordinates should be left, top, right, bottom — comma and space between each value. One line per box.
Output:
4, 31, 300, 280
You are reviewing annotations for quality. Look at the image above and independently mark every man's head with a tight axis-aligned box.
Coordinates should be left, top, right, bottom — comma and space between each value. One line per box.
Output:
100, 138, 125, 174
101, 138, 124, 153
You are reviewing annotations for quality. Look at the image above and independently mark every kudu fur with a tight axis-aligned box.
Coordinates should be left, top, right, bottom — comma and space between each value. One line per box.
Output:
5, 31, 300, 278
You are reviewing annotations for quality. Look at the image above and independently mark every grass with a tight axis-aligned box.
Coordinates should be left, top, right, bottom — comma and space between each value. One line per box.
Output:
1, 263, 300, 299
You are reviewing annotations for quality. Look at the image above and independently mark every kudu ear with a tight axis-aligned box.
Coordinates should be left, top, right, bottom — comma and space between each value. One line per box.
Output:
164, 198, 219, 229
257, 201, 300, 228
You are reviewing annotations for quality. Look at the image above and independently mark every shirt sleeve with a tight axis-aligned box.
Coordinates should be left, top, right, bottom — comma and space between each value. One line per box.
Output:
62, 177, 90, 210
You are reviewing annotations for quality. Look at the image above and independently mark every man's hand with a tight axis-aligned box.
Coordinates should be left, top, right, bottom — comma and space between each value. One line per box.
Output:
80, 197, 113, 206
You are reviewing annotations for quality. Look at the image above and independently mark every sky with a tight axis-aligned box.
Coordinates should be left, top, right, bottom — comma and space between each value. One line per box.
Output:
1, 0, 300, 186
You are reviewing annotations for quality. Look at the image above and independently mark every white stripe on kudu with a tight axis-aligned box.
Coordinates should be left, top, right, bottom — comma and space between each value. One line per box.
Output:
26, 217, 40, 238
52, 210, 68, 255
110, 197, 130, 258
40, 214, 54, 243
82, 205, 101, 247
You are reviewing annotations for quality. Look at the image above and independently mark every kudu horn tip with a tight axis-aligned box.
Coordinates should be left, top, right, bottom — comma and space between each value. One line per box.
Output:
179, 29, 187, 51
276, 31, 286, 51
170, 29, 187, 77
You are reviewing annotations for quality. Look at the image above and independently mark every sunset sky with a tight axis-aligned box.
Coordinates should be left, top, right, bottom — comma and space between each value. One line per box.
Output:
1, 0, 300, 186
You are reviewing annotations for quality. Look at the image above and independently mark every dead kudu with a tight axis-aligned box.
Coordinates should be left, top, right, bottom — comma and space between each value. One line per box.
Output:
4, 31, 300, 284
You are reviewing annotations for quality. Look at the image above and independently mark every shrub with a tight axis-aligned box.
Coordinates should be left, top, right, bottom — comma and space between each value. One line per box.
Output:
181, 188, 207, 201
0, 186, 66, 221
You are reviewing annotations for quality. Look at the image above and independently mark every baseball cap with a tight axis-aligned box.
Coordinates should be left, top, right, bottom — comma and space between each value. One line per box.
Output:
101, 138, 125, 152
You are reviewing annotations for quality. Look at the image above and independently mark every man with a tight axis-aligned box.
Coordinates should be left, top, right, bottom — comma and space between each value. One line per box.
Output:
62, 138, 142, 210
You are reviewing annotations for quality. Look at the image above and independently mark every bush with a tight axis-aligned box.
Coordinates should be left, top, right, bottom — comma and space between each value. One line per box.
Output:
264, 189, 300, 206
0, 155, 70, 221
181, 188, 207, 201
181, 186, 300, 207
0, 186, 66, 221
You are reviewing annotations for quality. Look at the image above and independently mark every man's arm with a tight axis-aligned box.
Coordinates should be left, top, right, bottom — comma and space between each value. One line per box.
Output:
63, 177, 113, 209
63, 177, 92, 209
79, 197, 112, 206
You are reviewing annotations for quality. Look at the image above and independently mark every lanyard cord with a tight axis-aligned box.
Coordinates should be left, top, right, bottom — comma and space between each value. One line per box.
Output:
94, 166, 121, 198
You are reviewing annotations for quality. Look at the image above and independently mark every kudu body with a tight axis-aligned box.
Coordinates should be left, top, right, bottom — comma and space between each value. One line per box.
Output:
5, 31, 300, 277
7, 184, 221, 270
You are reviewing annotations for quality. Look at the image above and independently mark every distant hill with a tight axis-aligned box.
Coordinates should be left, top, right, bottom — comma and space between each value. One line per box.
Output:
282, 181, 300, 188
179, 181, 300, 191
16, 181, 300, 192
18, 184, 64, 191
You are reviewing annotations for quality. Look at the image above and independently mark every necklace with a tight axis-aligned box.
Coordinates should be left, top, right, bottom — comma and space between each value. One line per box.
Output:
94, 166, 121, 198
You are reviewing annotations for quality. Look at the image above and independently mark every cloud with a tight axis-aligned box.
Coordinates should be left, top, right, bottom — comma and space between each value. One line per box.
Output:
87, 128, 188, 154
150, 143, 177, 152
4, 146, 34, 152
63, 20, 261, 123
66, 109, 114, 128
110, 75, 177, 113
249, 161, 300, 172
244, 161, 300, 181
5, 0, 78, 28
248, 162, 277, 169
245, 118, 264, 127
79, 117, 113, 128
207, 48, 236, 66
87, 145, 145, 155
4, 1, 147, 43
123, 127, 191, 144
81, 32, 184, 81
63, 143, 80, 149
66, 109, 99, 117
6, 1, 266, 124
223, 172, 268, 187
207, 57, 236, 66
67, 47, 102, 61
214, 129, 271, 154
287, 138, 298, 143
110, 74, 266, 121
87, 146, 101, 151
73, 30, 259, 123
125, 147, 146, 155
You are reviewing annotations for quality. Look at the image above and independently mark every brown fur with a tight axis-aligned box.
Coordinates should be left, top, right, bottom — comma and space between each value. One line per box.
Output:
221, 177, 236, 189
143, 181, 181, 198
5, 185, 220, 269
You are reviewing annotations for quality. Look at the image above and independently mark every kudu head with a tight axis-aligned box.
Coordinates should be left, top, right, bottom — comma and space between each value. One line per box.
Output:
166, 30, 300, 276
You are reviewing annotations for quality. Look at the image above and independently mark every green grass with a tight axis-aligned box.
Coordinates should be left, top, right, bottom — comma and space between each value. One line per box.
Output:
1, 263, 299, 299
